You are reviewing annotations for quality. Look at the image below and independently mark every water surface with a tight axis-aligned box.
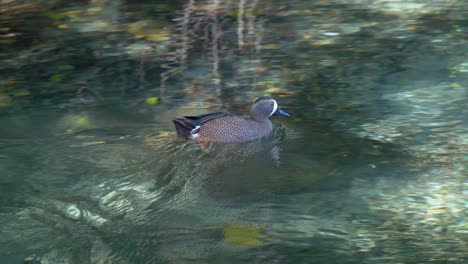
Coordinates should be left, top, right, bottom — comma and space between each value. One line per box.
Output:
0, 0, 466, 263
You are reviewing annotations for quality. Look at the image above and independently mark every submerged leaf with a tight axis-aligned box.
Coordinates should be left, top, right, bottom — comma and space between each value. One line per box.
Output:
50, 74, 63, 82
87, 6, 102, 14
13, 89, 30, 97
64, 10, 82, 18
57, 24, 70, 29
127, 20, 170, 42
224, 226, 262, 248
43, 12, 65, 20
145, 97, 159, 105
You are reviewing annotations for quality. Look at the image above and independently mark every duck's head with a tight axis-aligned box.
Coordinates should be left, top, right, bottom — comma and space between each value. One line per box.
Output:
250, 96, 290, 121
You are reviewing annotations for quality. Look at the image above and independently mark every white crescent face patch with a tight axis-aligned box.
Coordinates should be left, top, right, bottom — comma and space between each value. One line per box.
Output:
269, 100, 278, 117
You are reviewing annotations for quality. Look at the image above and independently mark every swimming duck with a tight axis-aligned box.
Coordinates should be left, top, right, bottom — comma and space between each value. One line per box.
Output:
172, 96, 290, 143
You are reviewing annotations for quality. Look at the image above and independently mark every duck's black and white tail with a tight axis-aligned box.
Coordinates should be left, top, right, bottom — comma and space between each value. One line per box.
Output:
172, 118, 197, 139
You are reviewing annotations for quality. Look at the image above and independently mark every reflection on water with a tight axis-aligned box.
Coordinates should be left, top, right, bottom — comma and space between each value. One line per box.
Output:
1, 0, 467, 263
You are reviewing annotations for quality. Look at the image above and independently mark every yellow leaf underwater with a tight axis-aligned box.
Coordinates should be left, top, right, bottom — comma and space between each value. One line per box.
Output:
57, 24, 70, 29
127, 20, 170, 42
50, 74, 63, 82
224, 226, 262, 248
145, 97, 159, 105
13, 89, 30, 97
87, 6, 102, 14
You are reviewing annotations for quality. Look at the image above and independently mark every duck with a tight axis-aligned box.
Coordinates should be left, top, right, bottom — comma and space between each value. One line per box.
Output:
172, 96, 290, 143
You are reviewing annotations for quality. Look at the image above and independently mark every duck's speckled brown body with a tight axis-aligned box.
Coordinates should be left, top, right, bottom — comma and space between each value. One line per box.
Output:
173, 97, 290, 143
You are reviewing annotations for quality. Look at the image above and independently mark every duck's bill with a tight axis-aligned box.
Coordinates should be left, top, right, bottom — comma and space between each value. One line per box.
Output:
275, 108, 290, 117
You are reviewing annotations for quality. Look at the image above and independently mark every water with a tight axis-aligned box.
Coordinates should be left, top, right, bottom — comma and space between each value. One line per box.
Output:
0, 0, 467, 263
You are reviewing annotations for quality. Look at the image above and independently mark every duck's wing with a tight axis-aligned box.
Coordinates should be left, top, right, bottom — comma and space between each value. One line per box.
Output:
182, 112, 240, 125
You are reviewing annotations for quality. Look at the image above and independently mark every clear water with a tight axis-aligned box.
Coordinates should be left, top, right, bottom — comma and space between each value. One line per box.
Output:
0, 0, 466, 263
